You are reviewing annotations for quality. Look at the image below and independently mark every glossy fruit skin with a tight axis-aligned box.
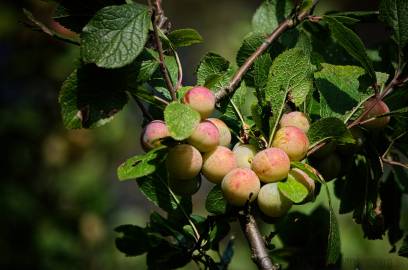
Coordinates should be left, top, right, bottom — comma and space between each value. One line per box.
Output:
183, 86, 216, 119
289, 168, 315, 195
168, 176, 200, 196
202, 146, 237, 184
221, 168, 260, 206
272, 126, 310, 161
207, 118, 232, 146
251, 148, 290, 183
315, 153, 341, 181
257, 183, 292, 217
233, 143, 257, 169
280, 111, 310, 133
187, 121, 220, 152
361, 98, 390, 129
141, 120, 169, 151
166, 144, 203, 180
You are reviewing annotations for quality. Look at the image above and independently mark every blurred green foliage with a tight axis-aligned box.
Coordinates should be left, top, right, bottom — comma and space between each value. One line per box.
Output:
1, 0, 408, 269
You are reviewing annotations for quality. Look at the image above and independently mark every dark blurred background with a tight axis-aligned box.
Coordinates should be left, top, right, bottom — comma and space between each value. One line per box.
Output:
1, 0, 408, 269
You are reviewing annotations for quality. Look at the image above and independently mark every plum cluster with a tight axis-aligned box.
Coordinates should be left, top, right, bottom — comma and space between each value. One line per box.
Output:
141, 86, 318, 218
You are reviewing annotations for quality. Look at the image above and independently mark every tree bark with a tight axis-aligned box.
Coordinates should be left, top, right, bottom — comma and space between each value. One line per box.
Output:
239, 214, 279, 270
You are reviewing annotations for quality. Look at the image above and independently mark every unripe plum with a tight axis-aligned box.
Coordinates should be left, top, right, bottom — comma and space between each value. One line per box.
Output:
361, 98, 390, 129
233, 143, 257, 169
187, 121, 220, 152
272, 126, 310, 161
166, 144, 202, 180
168, 176, 200, 196
289, 168, 315, 195
315, 153, 341, 181
207, 118, 232, 146
141, 120, 169, 151
183, 86, 215, 119
279, 111, 310, 133
202, 146, 237, 184
251, 148, 290, 183
257, 183, 292, 217
221, 168, 260, 206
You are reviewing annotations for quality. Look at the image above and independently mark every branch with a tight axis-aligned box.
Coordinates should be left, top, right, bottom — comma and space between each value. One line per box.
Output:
149, 0, 177, 101
239, 213, 278, 270
131, 94, 154, 121
215, 0, 320, 102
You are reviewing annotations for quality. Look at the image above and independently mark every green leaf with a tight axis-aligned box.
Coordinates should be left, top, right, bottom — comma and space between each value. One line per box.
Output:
314, 63, 369, 120
252, 0, 293, 34
196, 52, 231, 89
253, 54, 273, 91
399, 235, 408, 258
59, 65, 128, 129
236, 33, 266, 67
167, 28, 203, 48
205, 185, 228, 215
278, 174, 309, 203
322, 181, 341, 264
221, 81, 249, 123
115, 225, 151, 256
81, 3, 150, 68
164, 102, 201, 140
308, 117, 355, 146
324, 16, 376, 82
265, 48, 313, 139
137, 173, 192, 214
117, 146, 167, 181
290, 161, 320, 182
379, 0, 408, 49
149, 53, 178, 99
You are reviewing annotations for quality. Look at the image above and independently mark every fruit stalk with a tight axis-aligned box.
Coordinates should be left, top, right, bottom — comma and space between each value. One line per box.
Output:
239, 213, 278, 270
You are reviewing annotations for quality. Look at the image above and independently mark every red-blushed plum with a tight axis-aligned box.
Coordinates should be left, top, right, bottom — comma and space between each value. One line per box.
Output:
183, 86, 215, 119
361, 98, 390, 129
272, 126, 310, 161
315, 153, 341, 181
232, 143, 257, 169
202, 146, 237, 184
166, 144, 202, 180
207, 118, 232, 146
251, 148, 290, 182
187, 120, 220, 152
141, 120, 169, 151
221, 168, 260, 206
168, 176, 200, 196
257, 183, 292, 217
279, 111, 310, 133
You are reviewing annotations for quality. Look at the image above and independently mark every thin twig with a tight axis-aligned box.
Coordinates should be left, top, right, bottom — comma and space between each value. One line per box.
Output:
131, 94, 154, 121
174, 49, 184, 90
154, 95, 170, 105
149, 0, 177, 101
382, 158, 408, 169
215, 0, 320, 102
